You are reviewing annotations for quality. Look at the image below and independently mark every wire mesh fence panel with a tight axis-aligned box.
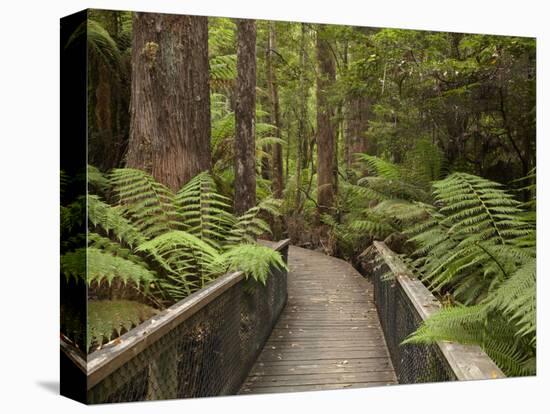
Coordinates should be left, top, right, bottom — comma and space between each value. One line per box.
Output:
371, 252, 457, 384
86, 242, 289, 404
370, 241, 504, 384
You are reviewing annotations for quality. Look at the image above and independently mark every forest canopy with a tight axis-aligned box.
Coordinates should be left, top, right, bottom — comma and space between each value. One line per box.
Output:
62, 9, 536, 376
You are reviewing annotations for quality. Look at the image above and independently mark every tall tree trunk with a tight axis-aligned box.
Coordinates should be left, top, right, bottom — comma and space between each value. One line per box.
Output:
315, 26, 336, 218
266, 22, 284, 199
345, 95, 371, 167
234, 19, 257, 215
295, 23, 309, 211
126, 13, 211, 191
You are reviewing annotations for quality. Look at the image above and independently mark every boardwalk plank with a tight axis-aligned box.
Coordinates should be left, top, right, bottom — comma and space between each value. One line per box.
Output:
239, 245, 397, 395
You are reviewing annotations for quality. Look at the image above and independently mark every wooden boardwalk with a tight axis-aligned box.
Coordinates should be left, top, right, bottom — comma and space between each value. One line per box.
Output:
240, 245, 397, 394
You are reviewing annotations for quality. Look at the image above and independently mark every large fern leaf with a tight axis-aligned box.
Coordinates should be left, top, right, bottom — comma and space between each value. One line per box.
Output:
61, 248, 155, 288
175, 172, 235, 249
87, 300, 158, 351
216, 244, 287, 285
110, 168, 177, 238
88, 195, 145, 248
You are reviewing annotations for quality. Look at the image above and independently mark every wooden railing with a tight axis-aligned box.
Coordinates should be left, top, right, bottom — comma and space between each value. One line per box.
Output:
371, 241, 505, 382
61, 239, 290, 404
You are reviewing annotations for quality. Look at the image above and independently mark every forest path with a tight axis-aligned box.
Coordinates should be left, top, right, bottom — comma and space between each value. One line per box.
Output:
239, 245, 397, 395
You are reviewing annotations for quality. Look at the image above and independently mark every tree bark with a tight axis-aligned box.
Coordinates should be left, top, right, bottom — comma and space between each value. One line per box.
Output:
294, 24, 308, 210
345, 95, 371, 167
315, 26, 337, 218
234, 19, 257, 215
266, 22, 284, 199
126, 13, 211, 191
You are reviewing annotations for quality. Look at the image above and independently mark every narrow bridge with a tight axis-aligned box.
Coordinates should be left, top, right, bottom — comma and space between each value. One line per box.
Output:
240, 245, 397, 394
72, 240, 504, 404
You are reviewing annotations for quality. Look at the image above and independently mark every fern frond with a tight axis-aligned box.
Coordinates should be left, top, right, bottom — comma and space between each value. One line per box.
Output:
67, 19, 121, 76
487, 258, 536, 340
137, 230, 221, 297
87, 233, 151, 270
110, 168, 177, 238
87, 165, 110, 194
356, 154, 401, 179
88, 300, 158, 351
434, 173, 527, 244
227, 198, 280, 245
216, 244, 287, 284
61, 248, 156, 288
358, 176, 431, 203
175, 172, 235, 249
88, 195, 145, 248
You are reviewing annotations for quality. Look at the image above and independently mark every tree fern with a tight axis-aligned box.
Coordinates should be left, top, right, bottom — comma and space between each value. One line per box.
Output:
61, 247, 156, 289
404, 305, 535, 376
175, 172, 235, 249
434, 173, 528, 243
67, 19, 122, 76
62, 166, 285, 349
402, 172, 536, 376
356, 153, 401, 179
88, 195, 145, 248
227, 198, 281, 245
408, 173, 533, 302
137, 231, 220, 282
87, 300, 158, 351
487, 258, 536, 341
110, 168, 178, 238
216, 244, 288, 284
87, 164, 111, 194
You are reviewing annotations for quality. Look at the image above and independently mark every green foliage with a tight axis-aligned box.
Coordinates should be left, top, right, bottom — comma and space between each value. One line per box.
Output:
408, 173, 532, 301
87, 300, 158, 351
323, 156, 430, 259
137, 230, 221, 295
217, 244, 288, 284
228, 198, 281, 245
110, 168, 178, 238
403, 305, 535, 376
175, 172, 235, 249
403, 172, 536, 376
67, 166, 283, 321
88, 195, 145, 248
67, 19, 121, 75
356, 153, 401, 180
88, 164, 111, 194
61, 247, 156, 289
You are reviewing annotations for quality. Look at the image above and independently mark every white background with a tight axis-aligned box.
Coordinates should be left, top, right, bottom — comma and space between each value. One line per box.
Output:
0, 0, 547, 412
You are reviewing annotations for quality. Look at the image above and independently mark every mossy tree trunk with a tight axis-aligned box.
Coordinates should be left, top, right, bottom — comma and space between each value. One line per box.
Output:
266, 22, 284, 199
315, 25, 337, 219
234, 19, 257, 215
126, 13, 211, 191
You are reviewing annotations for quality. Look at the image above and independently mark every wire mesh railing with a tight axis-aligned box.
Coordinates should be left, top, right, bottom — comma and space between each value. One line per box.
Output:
61, 239, 289, 404
370, 241, 505, 383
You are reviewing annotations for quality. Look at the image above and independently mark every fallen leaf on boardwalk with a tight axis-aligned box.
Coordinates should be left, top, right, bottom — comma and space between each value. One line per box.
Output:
351, 327, 358, 330
271, 346, 276, 349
